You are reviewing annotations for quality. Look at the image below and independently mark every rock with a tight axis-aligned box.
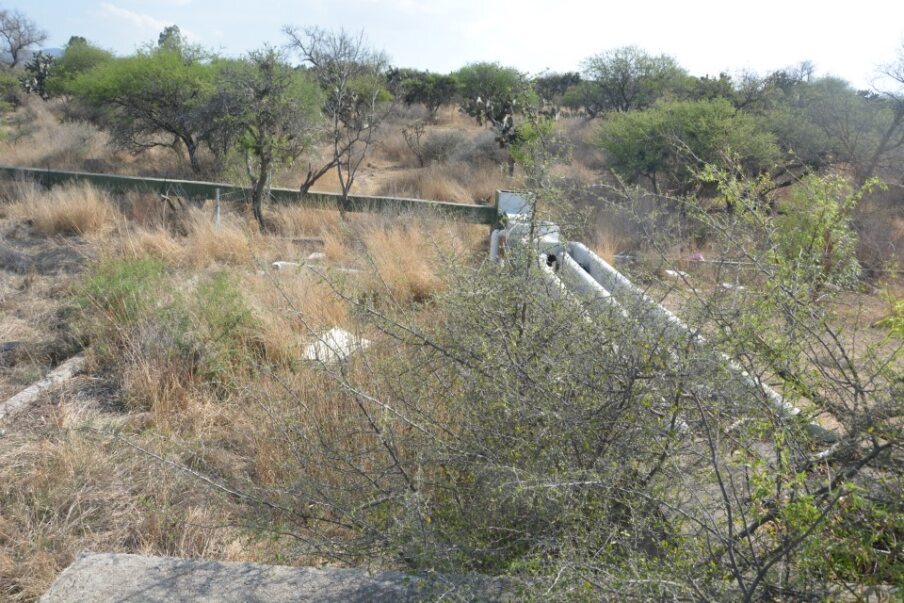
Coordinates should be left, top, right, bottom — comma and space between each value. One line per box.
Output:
41, 552, 512, 602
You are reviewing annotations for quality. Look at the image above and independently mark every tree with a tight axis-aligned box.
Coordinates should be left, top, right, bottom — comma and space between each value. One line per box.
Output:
68, 44, 217, 174
533, 71, 581, 104
0, 8, 46, 69
682, 72, 735, 102
398, 70, 458, 119
533, 71, 581, 116
44, 37, 114, 97
453, 62, 537, 173
598, 98, 779, 196
21, 50, 52, 99
213, 48, 322, 228
157, 25, 186, 53
579, 46, 687, 115
284, 26, 391, 204
561, 80, 607, 118
799, 77, 904, 183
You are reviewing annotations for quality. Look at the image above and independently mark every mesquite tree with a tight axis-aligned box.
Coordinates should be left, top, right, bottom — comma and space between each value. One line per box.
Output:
284, 26, 391, 206
213, 48, 322, 228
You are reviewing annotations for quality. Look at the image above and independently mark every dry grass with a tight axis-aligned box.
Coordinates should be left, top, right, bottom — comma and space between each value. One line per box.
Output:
0, 99, 116, 172
374, 128, 415, 166
373, 161, 514, 205
183, 212, 254, 267
270, 205, 341, 237
376, 165, 472, 203
360, 217, 473, 304
590, 219, 628, 265
0, 409, 274, 601
2, 181, 119, 237
854, 190, 904, 273
0, 96, 495, 600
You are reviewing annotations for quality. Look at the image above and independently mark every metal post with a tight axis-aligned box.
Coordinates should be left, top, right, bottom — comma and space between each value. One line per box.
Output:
215, 187, 221, 228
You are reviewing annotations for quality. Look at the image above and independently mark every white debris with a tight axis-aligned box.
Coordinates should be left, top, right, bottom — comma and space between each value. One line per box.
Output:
272, 261, 301, 271
0, 355, 85, 421
306, 252, 326, 261
720, 282, 746, 291
302, 328, 370, 364
664, 269, 689, 279
305, 265, 361, 275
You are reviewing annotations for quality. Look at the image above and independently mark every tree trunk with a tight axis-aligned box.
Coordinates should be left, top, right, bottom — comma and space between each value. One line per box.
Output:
251, 158, 270, 230
186, 138, 202, 175
299, 160, 337, 195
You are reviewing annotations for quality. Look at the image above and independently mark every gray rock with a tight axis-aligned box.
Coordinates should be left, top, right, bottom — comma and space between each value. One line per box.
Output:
41, 552, 512, 602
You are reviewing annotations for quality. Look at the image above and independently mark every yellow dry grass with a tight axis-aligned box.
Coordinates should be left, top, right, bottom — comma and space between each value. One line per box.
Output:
0, 96, 502, 601
10, 183, 120, 237
591, 220, 626, 265
361, 219, 450, 304
183, 211, 254, 267
373, 161, 514, 205
270, 205, 341, 237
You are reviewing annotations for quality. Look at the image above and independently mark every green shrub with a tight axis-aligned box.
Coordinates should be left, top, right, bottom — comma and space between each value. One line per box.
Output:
876, 291, 904, 337
598, 98, 779, 195
193, 271, 263, 382
77, 259, 265, 397
773, 175, 879, 289
78, 257, 167, 330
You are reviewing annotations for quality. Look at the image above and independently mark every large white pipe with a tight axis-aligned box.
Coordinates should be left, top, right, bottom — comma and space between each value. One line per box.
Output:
489, 229, 503, 262
564, 242, 838, 443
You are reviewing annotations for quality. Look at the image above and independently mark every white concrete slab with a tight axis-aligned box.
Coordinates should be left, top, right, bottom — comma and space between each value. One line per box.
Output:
302, 328, 371, 363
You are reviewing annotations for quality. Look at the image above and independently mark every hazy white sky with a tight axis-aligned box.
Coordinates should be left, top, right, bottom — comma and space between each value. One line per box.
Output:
12, 0, 904, 88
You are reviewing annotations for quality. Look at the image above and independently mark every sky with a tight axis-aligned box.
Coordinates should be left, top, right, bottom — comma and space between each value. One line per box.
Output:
10, 0, 904, 89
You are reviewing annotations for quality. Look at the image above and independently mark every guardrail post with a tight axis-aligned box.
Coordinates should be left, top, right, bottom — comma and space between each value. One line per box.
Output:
215, 188, 221, 228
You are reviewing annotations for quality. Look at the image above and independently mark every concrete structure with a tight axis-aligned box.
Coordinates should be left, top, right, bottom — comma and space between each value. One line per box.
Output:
302, 327, 371, 364
495, 193, 838, 445
41, 553, 511, 602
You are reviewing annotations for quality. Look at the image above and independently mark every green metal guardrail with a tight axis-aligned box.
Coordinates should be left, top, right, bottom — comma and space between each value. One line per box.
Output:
0, 165, 499, 225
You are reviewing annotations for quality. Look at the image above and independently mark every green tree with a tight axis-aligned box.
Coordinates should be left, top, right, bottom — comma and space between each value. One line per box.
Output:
453, 62, 537, 172
533, 71, 581, 103
599, 98, 779, 195
561, 80, 607, 118
579, 46, 687, 115
772, 174, 876, 287
213, 48, 322, 228
44, 37, 114, 97
68, 45, 217, 174
398, 71, 458, 119
157, 25, 186, 53
21, 50, 52, 99
533, 71, 581, 116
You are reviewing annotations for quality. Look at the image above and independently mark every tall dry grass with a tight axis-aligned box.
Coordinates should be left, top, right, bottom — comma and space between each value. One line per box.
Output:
373, 161, 515, 204
0, 414, 274, 601
6, 183, 119, 237
359, 216, 482, 304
